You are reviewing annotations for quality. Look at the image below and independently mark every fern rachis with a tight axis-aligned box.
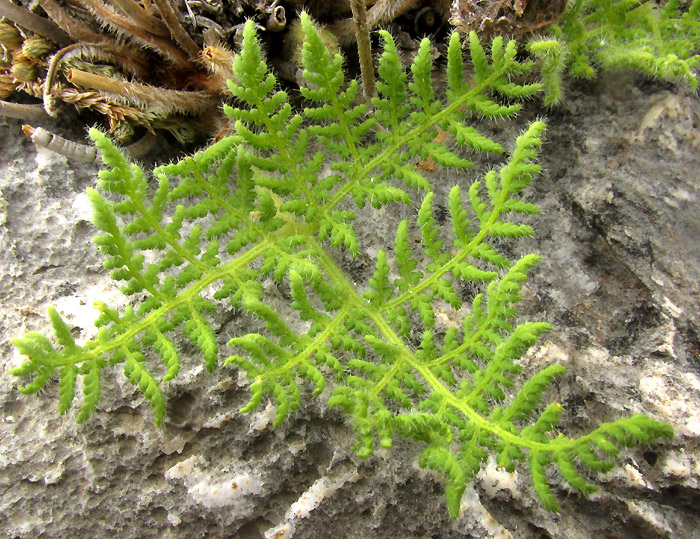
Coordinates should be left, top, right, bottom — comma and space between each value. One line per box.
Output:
10, 12, 673, 519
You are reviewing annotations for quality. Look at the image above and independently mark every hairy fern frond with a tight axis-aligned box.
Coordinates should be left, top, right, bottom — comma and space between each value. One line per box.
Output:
531, 0, 700, 104
11, 12, 672, 517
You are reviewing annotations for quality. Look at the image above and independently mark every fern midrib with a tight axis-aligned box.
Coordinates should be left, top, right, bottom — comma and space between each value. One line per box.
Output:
127, 176, 211, 276
257, 304, 351, 381
310, 148, 576, 454
380, 171, 517, 380
324, 80, 363, 163
116, 234, 166, 301
189, 162, 252, 224
456, 195, 530, 408
46, 240, 274, 368
102, 169, 168, 301
383, 222, 492, 311
119, 163, 279, 317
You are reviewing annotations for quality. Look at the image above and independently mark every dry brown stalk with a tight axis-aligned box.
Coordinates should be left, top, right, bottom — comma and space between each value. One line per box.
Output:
44, 42, 153, 116
349, 0, 376, 100
0, 0, 71, 46
111, 0, 170, 37
56, 86, 155, 130
43, 42, 81, 116
366, 0, 421, 28
67, 68, 218, 115
330, 0, 421, 45
38, 0, 109, 43
152, 0, 201, 62
72, 0, 191, 67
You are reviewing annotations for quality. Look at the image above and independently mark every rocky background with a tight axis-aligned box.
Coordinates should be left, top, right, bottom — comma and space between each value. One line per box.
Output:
1, 71, 699, 539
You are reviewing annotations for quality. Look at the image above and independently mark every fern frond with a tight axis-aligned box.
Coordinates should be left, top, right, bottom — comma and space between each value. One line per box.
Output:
538, 0, 700, 98
499, 364, 567, 423
10, 14, 673, 519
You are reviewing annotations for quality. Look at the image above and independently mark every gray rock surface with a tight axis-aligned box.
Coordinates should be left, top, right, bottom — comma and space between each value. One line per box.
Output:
1, 72, 699, 539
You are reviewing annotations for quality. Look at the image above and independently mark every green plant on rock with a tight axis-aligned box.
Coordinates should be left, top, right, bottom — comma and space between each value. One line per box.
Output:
10, 13, 673, 518
528, 0, 700, 105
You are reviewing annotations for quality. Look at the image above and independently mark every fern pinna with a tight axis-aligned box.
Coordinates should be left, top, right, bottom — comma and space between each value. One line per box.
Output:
11, 13, 672, 517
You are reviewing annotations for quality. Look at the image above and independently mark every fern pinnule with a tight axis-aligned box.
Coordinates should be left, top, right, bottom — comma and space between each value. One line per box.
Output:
498, 364, 568, 424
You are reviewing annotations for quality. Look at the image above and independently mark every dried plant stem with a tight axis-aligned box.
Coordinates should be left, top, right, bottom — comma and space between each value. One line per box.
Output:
0, 0, 71, 46
152, 0, 201, 62
22, 124, 158, 161
111, 0, 169, 37
38, 0, 108, 43
330, 0, 420, 46
141, 0, 157, 17
57, 87, 151, 127
67, 68, 217, 115
122, 131, 158, 158
43, 43, 82, 116
76, 0, 191, 67
0, 100, 50, 122
45, 43, 153, 116
349, 0, 376, 100
366, 0, 420, 29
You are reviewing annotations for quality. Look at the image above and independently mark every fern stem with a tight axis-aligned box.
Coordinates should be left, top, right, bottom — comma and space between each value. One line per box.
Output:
113, 234, 167, 303
384, 234, 489, 311
461, 152, 540, 407
128, 193, 211, 276
349, 0, 377, 100
376, 318, 560, 452
188, 162, 259, 226
382, 150, 516, 313
369, 360, 405, 396
326, 90, 364, 163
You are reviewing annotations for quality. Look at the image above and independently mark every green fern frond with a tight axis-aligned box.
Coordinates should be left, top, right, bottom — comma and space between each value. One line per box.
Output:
535, 0, 700, 103
10, 13, 673, 519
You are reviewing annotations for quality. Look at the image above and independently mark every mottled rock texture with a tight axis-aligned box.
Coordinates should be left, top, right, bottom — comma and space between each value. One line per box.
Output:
1, 73, 699, 539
